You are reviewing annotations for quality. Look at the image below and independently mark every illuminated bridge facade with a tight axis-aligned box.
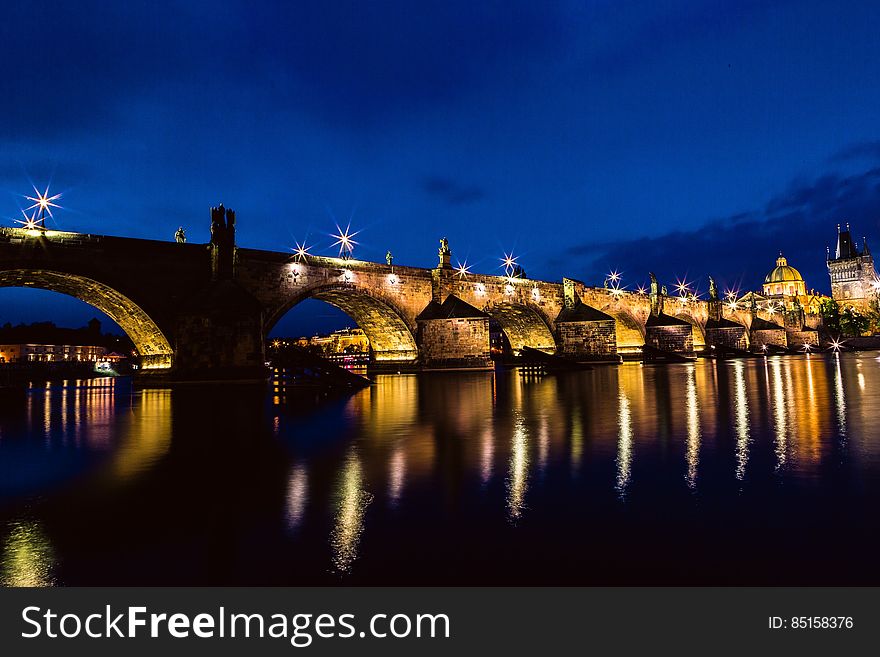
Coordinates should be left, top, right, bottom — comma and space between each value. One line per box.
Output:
0, 207, 822, 382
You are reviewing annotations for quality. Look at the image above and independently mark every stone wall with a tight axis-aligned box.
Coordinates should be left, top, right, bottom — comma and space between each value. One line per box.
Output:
417, 317, 491, 369
786, 330, 820, 349
557, 319, 617, 358
750, 328, 787, 350
645, 324, 693, 353
705, 326, 748, 350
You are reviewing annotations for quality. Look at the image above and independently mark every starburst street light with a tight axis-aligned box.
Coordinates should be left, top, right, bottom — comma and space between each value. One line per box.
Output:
607, 269, 621, 284
636, 285, 647, 295
331, 223, 359, 259
456, 260, 471, 279
830, 338, 844, 352
292, 241, 312, 262
24, 183, 62, 229
501, 252, 518, 276
674, 278, 690, 296
13, 209, 41, 231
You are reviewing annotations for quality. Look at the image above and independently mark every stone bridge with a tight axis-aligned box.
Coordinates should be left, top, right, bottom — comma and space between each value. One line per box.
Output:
0, 206, 822, 381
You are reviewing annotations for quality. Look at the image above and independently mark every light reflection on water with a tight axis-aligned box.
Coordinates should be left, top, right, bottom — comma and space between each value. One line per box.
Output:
3, 355, 880, 585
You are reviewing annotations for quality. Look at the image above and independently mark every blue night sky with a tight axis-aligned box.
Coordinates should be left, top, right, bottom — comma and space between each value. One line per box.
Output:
2, 1, 880, 336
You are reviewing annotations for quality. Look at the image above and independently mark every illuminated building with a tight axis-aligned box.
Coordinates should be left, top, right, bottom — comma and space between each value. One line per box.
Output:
763, 253, 806, 298
0, 343, 107, 363
739, 253, 828, 315
827, 222, 878, 311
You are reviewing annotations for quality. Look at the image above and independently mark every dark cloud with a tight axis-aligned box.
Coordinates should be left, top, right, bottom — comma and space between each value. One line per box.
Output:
422, 176, 486, 205
561, 165, 880, 295
828, 140, 880, 164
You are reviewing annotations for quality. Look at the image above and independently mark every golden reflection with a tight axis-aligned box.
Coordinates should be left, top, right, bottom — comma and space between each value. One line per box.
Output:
506, 415, 529, 521
103, 389, 172, 482
834, 354, 847, 437
685, 365, 701, 489
770, 358, 787, 470
330, 450, 372, 574
285, 464, 308, 531
615, 389, 633, 497
480, 427, 494, 486
570, 411, 583, 472
538, 415, 550, 474
387, 446, 406, 507
733, 360, 750, 481
0, 520, 55, 587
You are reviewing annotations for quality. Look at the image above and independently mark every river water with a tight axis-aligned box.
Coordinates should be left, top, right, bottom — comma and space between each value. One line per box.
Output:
1, 353, 879, 585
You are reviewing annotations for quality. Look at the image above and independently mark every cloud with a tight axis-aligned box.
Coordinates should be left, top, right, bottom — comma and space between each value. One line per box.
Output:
422, 176, 486, 205
827, 140, 880, 164
560, 165, 880, 294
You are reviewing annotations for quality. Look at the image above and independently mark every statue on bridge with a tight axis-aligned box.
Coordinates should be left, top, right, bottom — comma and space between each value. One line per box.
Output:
386, 250, 393, 266
438, 237, 451, 269
175, 226, 186, 244
708, 275, 718, 301
210, 204, 237, 280
649, 272, 663, 317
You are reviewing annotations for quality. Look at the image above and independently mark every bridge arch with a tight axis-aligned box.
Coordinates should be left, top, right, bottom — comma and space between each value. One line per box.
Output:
669, 308, 707, 348
483, 301, 556, 354
266, 282, 418, 362
0, 269, 173, 369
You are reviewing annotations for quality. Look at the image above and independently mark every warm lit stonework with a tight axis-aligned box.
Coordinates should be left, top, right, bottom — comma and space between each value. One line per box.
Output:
0, 208, 836, 382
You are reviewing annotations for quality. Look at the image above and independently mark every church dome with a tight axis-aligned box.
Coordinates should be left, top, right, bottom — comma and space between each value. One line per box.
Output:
764, 254, 804, 284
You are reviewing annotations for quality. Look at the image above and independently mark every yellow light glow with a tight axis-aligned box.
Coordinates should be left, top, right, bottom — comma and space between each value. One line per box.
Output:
456, 260, 471, 278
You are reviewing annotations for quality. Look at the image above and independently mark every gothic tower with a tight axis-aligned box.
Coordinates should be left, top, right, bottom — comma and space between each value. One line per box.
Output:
827, 222, 876, 309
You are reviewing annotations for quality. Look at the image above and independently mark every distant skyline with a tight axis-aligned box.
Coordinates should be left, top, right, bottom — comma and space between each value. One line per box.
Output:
2, 1, 880, 335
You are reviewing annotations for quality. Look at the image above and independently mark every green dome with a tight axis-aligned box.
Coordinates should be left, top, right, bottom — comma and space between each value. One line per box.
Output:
764, 254, 803, 284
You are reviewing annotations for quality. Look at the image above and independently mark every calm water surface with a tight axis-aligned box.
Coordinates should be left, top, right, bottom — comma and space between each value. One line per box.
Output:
2, 353, 880, 585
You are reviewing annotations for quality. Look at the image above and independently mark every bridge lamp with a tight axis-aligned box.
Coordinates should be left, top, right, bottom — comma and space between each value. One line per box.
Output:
24, 184, 62, 228
802, 343, 812, 353
607, 269, 621, 284
727, 300, 738, 311
636, 285, 647, 295
456, 261, 471, 279
674, 278, 690, 296
292, 241, 312, 263
501, 252, 518, 276
331, 224, 359, 259
830, 338, 844, 352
